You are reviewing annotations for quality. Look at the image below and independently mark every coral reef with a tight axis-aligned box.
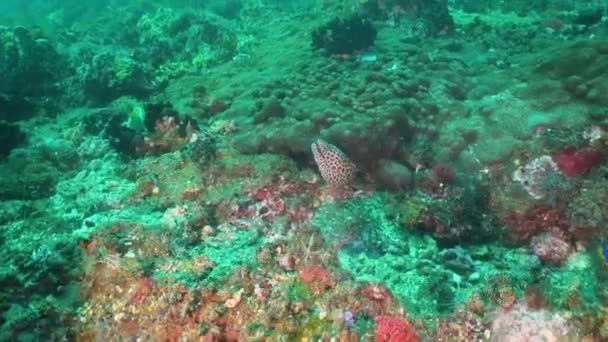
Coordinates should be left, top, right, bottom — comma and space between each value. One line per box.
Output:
1, 0, 608, 340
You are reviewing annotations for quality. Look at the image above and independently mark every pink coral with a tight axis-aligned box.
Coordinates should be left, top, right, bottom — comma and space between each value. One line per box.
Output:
530, 229, 572, 264
553, 147, 603, 178
360, 284, 394, 316
490, 303, 574, 342
311, 139, 356, 194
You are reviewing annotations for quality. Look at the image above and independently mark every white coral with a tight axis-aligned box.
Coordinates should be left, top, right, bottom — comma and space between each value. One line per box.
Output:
512, 156, 558, 199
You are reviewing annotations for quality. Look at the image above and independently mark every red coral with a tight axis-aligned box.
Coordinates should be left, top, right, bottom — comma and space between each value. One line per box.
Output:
231, 185, 287, 223
298, 265, 335, 288
135, 115, 198, 155
130, 278, 154, 304
250, 185, 274, 201
375, 315, 420, 342
359, 283, 394, 317
288, 206, 311, 222
553, 147, 603, 177
502, 206, 568, 243
361, 284, 393, 310
430, 163, 457, 185
435, 307, 488, 342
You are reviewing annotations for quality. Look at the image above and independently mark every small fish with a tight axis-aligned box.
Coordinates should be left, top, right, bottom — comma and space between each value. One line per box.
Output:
597, 238, 608, 261
232, 52, 251, 63
355, 50, 377, 63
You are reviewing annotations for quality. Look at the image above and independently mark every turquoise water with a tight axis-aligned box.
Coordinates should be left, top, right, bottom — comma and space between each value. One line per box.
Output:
0, 1, 607, 341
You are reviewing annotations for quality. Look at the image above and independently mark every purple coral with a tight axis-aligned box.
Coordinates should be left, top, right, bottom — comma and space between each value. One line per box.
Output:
337, 310, 355, 327
311, 139, 356, 194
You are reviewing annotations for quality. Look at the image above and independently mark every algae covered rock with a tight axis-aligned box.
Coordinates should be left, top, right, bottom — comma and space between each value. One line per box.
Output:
68, 8, 240, 104
0, 26, 65, 98
0, 26, 66, 121
535, 39, 608, 105
76, 50, 152, 104
311, 16, 377, 55
0, 122, 26, 157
